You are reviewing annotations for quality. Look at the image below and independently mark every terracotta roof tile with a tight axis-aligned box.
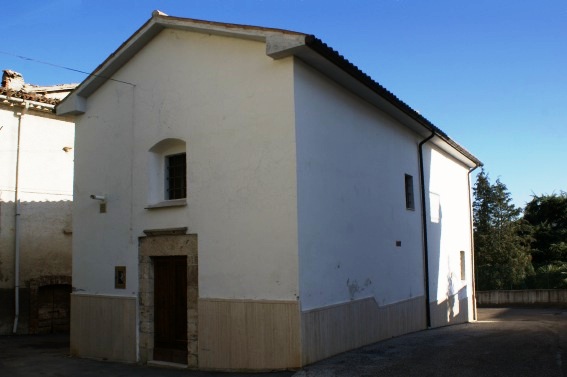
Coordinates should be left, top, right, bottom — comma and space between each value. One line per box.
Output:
0, 87, 60, 105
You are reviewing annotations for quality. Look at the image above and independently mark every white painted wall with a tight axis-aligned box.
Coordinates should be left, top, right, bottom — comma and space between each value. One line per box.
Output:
72, 30, 299, 300
71, 77, 138, 297
0, 103, 74, 334
0, 106, 74, 288
424, 146, 474, 316
294, 60, 425, 311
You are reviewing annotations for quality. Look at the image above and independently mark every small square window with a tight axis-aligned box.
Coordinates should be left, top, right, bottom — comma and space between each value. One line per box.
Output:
404, 174, 415, 210
165, 153, 186, 200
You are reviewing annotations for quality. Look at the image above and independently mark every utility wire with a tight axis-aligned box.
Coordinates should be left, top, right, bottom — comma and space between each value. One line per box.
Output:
0, 50, 135, 86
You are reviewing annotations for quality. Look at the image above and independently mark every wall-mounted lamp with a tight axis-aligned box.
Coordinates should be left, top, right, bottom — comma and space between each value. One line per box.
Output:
90, 194, 107, 213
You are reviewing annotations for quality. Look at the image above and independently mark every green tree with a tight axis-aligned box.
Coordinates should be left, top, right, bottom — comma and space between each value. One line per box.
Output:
523, 193, 567, 288
473, 170, 533, 290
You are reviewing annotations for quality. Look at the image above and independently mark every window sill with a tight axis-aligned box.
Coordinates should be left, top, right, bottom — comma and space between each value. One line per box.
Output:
145, 199, 187, 210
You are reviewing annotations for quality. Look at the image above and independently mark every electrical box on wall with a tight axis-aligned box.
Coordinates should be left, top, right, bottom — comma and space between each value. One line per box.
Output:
90, 194, 107, 213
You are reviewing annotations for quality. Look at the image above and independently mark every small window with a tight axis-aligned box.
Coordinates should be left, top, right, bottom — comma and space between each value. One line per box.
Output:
404, 174, 415, 210
460, 250, 466, 280
165, 153, 186, 200
429, 192, 440, 223
148, 138, 186, 206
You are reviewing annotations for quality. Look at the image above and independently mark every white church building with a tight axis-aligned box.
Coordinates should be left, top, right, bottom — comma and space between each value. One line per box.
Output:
57, 11, 481, 371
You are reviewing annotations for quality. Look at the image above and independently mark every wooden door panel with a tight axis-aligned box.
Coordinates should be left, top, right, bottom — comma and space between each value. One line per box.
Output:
153, 256, 188, 364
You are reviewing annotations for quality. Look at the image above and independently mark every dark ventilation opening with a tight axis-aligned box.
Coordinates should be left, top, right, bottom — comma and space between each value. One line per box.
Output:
37, 284, 72, 334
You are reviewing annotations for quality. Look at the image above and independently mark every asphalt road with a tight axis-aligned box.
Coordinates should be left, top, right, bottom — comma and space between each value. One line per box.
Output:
0, 308, 565, 377
297, 307, 567, 377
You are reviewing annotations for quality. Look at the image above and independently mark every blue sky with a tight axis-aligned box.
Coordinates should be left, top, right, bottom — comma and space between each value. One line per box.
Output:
4, 1, 566, 208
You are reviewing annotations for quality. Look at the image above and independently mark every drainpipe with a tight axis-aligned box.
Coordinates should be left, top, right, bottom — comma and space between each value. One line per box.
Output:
418, 131, 435, 328
467, 164, 481, 321
13, 102, 28, 333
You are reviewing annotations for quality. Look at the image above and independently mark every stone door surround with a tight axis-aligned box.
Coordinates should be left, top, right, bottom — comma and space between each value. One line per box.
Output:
139, 231, 198, 367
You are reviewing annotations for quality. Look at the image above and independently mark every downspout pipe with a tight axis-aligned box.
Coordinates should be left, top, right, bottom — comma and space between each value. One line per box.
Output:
467, 164, 481, 321
13, 102, 28, 333
418, 131, 435, 328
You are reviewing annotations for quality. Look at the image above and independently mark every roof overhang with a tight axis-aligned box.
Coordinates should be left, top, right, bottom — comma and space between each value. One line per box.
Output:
267, 36, 480, 168
57, 11, 306, 115
57, 11, 481, 168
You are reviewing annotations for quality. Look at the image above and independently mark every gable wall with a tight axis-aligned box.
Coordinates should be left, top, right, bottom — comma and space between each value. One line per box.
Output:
72, 29, 299, 300
423, 145, 474, 326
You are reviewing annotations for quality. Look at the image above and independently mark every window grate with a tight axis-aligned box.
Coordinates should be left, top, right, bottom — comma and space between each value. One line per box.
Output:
166, 153, 186, 200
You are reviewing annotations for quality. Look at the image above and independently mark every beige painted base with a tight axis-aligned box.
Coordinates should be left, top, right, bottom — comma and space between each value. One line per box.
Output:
70, 294, 136, 362
429, 296, 471, 328
301, 296, 426, 365
198, 298, 301, 371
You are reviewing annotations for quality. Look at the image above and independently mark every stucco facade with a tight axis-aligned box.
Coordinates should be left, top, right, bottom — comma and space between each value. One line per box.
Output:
58, 12, 481, 371
0, 71, 76, 334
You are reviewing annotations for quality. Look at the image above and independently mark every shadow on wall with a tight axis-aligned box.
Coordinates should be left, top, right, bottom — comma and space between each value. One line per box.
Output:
0, 199, 72, 335
421, 148, 469, 327
431, 285, 469, 327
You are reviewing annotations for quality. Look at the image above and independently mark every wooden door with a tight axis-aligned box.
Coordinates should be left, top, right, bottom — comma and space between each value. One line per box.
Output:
153, 256, 188, 364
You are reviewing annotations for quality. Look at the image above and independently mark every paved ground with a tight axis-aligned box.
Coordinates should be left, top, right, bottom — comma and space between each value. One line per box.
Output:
0, 307, 565, 377
0, 335, 293, 377
297, 307, 567, 377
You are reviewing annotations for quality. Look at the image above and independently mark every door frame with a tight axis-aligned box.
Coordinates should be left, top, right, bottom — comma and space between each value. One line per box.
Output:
138, 231, 198, 367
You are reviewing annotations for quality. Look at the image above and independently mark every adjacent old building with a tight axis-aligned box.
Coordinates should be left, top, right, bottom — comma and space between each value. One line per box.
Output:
0, 70, 76, 335
57, 11, 481, 371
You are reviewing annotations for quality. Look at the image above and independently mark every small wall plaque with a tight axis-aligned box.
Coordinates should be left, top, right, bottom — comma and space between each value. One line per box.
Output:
115, 266, 126, 289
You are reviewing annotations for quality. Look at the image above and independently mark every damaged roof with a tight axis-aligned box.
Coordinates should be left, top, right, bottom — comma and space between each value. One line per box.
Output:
1, 69, 78, 108
0, 87, 60, 106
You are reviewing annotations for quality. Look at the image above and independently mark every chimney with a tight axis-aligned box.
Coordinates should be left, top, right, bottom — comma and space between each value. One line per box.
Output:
2, 70, 25, 91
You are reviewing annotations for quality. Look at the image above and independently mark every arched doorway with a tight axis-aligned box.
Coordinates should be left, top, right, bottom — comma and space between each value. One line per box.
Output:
29, 276, 72, 334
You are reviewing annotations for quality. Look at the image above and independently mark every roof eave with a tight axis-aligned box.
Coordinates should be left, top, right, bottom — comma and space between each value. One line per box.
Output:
284, 36, 481, 168
56, 12, 481, 168
57, 13, 307, 116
